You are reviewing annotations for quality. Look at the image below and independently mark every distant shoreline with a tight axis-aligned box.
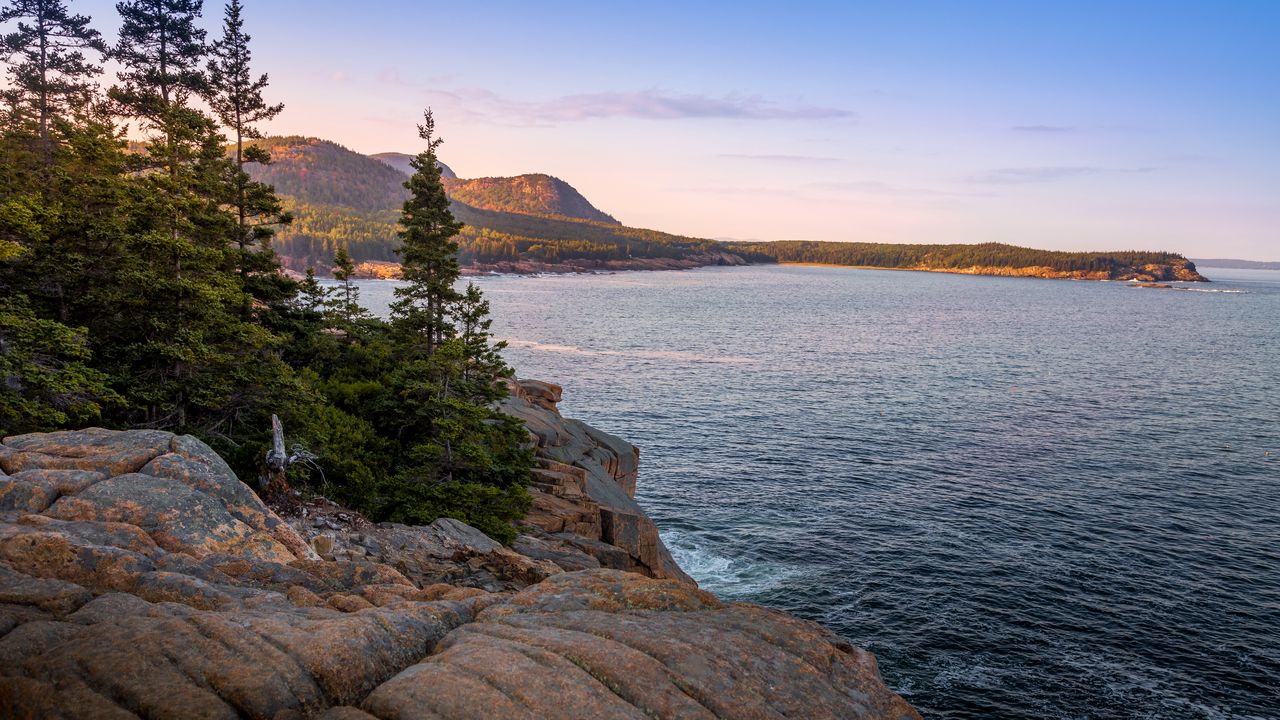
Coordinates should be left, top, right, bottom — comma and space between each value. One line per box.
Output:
774, 261, 1208, 282
1193, 259, 1280, 271
296, 257, 1210, 284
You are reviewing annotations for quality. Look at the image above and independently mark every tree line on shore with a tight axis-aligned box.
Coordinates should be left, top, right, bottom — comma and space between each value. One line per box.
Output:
199, 133, 1193, 276
721, 240, 1191, 274
0, 0, 531, 540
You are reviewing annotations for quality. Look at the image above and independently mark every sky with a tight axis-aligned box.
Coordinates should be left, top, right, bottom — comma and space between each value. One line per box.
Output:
65, 0, 1280, 259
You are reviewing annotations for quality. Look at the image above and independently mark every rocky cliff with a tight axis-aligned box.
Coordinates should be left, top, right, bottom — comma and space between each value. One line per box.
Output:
0, 387, 919, 719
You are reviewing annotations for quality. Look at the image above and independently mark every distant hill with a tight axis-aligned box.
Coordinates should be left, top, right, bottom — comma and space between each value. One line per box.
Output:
245, 136, 722, 271
1191, 258, 1280, 270
370, 151, 456, 179
244, 136, 1201, 282
374, 153, 616, 224
249, 137, 408, 214
444, 174, 619, 225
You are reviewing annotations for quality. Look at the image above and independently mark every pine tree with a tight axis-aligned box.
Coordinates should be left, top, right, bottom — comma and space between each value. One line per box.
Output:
328, 245, 367, 324
389, 108, 462, 356
110, 0, 207, 175
205, 0, 279, 169
454, 281, 509, 389
0, 0, 105, 168
205, 0, 288, 306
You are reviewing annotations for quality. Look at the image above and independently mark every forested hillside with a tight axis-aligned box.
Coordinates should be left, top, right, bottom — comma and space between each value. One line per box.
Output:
246, 136, 719, 269
248, 137, 409, 212
445, 174, 619, 224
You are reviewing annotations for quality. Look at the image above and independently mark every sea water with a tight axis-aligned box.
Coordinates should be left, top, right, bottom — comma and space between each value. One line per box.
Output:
348, 265, 1279, 719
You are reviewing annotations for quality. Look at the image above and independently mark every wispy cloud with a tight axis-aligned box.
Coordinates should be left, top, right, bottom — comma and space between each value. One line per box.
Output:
1011, 124, 1075, 133
328, 71, 351, 83
807, 180, 978, 197
970, 166, 1156, 184
429, 87, 852, 124
718, 153, 844, 163
377, 69, 409, 86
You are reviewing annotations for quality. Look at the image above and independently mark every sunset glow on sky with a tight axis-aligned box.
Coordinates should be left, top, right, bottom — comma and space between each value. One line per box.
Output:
73, 0, 1280, 259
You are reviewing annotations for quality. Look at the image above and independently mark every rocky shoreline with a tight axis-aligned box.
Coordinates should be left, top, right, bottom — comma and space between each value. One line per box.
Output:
336, 252, 750, 280
0, 379, 919, 719
779, 259, 1207, 282
328, 253, 1205, 283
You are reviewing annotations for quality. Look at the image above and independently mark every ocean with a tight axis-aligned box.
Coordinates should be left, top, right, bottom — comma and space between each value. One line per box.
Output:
347, 265, 1279, 719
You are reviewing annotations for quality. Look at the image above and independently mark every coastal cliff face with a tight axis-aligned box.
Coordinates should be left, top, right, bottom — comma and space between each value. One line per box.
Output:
0, 393, 919, 719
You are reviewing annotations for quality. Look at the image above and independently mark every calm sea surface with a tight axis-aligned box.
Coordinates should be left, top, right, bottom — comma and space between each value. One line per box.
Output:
349, 266, 1279, 719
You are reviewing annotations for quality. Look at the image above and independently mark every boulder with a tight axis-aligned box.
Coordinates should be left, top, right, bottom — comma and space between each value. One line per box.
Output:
511, 534, 602, 572
0, 428, 173, 475
365, 571, 920, 720
141, 440, 317, 562
45, 473, 296, 563
0, 470, 107, 513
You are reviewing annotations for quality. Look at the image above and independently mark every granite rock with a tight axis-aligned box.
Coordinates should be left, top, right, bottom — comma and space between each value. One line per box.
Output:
0, 423, 917, 719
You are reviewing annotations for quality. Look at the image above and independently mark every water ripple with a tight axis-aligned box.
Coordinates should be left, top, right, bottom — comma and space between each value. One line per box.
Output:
348, 266, 1280, 719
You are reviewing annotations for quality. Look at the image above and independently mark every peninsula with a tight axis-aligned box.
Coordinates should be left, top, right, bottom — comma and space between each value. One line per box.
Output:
250, 138, 1205, 283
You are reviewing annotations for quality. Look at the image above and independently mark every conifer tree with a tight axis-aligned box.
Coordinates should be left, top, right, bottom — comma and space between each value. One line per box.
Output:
454, 281, 508, 388
0, 0, 105, 167
205, 0, 279, 169
205, 0, 289, 305
389, 108, 462, 356
328, 245, 367, 324
110, 0, 207, 175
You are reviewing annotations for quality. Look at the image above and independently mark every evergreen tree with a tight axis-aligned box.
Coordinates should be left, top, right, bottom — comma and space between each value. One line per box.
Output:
205, 0, 289, 308
454, 282, 508, 387
0, 292, 116, 435
389, 108, 462, 356
0, 0, 105, 168
110, 0, 207, 175
328, 245, 367, 325
205, 0, 279, 169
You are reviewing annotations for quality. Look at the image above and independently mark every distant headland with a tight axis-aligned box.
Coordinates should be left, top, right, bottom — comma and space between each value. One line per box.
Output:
248, 136, 1205, 284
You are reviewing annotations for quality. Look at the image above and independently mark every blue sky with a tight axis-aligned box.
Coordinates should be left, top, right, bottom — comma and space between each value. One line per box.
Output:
71, 0, 1280, 258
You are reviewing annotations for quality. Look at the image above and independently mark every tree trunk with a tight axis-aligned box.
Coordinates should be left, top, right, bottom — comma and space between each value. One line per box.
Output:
260, 414, 292, 499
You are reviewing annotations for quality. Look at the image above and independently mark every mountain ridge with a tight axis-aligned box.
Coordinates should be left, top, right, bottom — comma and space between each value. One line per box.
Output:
245, 135, 1204, 283
370, 151, 457, 180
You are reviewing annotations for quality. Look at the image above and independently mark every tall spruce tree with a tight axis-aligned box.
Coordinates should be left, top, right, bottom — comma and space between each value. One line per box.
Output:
101, 0, 289, 433
205, 0, 279, 168
0, 0, 105, 168
205, 0, 288, 309
110, 0, 207, 175
0, 2, 120, 432
389, 108, 462, 356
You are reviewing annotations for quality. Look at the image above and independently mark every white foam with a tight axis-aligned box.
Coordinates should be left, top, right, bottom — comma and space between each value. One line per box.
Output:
498, 338, 756, 364
661, 529, 802, 599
